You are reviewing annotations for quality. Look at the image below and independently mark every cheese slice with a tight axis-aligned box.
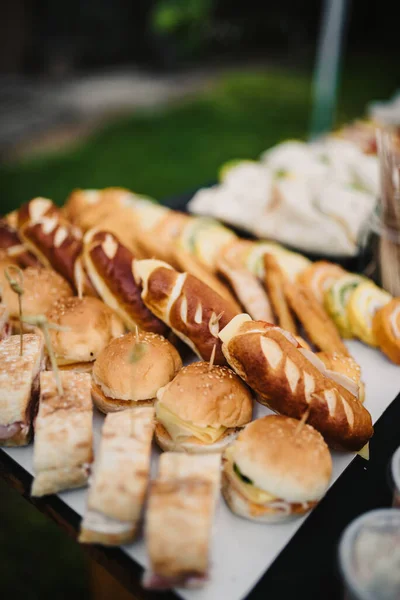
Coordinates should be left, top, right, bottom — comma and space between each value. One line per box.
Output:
225, 446, 276, 504
156, 402, 226, 444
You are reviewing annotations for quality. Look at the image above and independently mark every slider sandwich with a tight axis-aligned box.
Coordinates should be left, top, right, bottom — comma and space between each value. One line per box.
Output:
155, 361, 253, 453
0, 265, 73, 331
92, 331, 182, 413
143, 452, 221, 589
32, 371, 93, 496
0, 334, 44, 446
79, 407, 155, 545
222, 415, 332, 522
46, 296, 125, 372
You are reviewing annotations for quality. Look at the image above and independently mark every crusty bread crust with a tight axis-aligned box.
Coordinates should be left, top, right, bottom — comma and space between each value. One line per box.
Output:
83, 230, 167, 334
220, 318, 373, 450
134, 260, 239, 364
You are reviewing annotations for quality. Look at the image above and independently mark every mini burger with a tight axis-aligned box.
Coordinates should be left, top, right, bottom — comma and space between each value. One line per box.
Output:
0, 264, 73, 331
92, 331, 182, 413
222, 415, 332, 522
155, 361, 253, 453
46, 296, 125, 372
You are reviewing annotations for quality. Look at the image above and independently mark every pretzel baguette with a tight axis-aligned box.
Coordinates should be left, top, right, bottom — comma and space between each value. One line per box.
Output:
0, 219, 41, 268
171, 247, 241, 311
18, 201, 95, 295
83, 230, 167, 334
219, 315, 373, 450
134, 259, 239, 364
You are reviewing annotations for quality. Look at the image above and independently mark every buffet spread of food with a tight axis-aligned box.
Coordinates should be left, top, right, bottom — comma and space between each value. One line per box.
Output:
0, 183, 400, 593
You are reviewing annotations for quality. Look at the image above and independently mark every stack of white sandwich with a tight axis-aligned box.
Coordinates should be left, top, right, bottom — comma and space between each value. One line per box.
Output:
189, 136, 380, 256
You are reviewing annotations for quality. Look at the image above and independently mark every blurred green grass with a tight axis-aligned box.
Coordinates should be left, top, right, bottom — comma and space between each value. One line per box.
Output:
0, 58, 397, 214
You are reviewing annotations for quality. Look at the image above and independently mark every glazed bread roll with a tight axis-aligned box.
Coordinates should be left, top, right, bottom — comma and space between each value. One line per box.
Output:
82, 230, 167, 334
219, 315, 373, 451
133, 259, 239, 365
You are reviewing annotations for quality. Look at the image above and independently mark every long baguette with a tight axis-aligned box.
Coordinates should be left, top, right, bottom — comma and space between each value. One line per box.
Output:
83, 230, 167, 334
18, 200, 95, 296
219, 315, 373, 451
134, 259, 239, 364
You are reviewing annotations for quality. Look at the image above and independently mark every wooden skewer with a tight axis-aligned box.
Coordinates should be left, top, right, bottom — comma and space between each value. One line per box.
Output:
4, 265, 24, 356
294, 396, 316, 436
22, 314, 69, 396
208, 344, 216, 371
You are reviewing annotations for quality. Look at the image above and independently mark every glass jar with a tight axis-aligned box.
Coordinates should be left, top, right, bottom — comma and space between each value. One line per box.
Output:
338, 509, 400, 600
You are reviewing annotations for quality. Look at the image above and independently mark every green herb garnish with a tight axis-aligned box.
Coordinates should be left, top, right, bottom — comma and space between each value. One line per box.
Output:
233, 463, 253, 485
275, 168, 288, 179
130, 342, 148, 363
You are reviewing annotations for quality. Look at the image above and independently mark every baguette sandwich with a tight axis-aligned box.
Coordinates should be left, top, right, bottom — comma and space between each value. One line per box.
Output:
143, 452, 221, 589
0, 334, 44, 446
31, 371, 93, 496
79, 407, 155, 545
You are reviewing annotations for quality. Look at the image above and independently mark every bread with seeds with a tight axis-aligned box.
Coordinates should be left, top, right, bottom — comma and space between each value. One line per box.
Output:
219, 314, 373, 451
133, 259, 239, 365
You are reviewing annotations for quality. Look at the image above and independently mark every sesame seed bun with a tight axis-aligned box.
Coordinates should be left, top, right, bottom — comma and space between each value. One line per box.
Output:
92, 331, 182, 413
0, 265, 73, 320
46, 296, 125, 367
222, 415, 332, 522
154, 361, 253, 453
157, 362, 253, 428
